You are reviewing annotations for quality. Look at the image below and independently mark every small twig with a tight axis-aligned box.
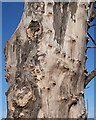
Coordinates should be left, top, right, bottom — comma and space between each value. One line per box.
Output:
87, 32, 96, 46
87, 46, 96, 48
88, 24, 96, 28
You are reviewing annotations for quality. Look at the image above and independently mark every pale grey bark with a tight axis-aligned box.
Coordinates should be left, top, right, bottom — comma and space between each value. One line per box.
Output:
4, 1, 95, 119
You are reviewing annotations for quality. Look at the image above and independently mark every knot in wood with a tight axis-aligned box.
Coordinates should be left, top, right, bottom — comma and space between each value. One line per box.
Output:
28, 20, 40, 33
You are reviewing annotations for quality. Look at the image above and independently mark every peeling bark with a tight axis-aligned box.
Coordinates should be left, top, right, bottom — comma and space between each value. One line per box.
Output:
4, 1, 94, 119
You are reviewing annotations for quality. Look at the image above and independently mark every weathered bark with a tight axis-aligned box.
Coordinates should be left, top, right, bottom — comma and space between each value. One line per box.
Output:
4, 1, 94, 119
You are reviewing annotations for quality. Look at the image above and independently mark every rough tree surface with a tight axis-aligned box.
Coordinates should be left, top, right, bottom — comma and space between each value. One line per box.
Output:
4, 1, 94, 119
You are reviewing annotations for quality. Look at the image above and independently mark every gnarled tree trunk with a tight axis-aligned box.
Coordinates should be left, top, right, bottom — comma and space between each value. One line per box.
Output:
4, 1, 94, 119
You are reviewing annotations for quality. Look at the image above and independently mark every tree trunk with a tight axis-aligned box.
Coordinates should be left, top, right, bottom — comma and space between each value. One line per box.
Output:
4, 1, 94, 119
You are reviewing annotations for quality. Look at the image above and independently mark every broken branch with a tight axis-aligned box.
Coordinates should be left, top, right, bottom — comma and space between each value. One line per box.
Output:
84, 68, 96, 88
